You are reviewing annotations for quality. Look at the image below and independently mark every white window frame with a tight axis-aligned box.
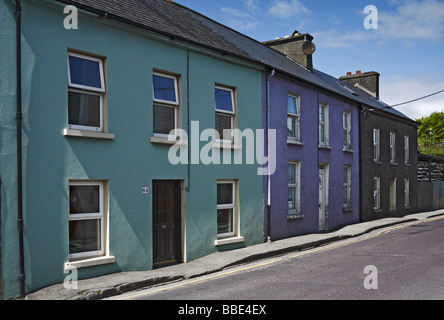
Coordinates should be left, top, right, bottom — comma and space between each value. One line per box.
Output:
373, 177, 381, 210
217, 180, 237, 239
319, 103, 329, 146
152, 72, 180, 139
69, 181, 105, 260
287, 94, 301, 142
343, 111, 352, 151
343, 166, 352, 208
373, 128, 380, 162
404, 178, 410, 207
67, 52, 105, 132
404, 135, 410, 164
390, 132, 396, 163
288, 161, 301, 217
215, 86, 235, 144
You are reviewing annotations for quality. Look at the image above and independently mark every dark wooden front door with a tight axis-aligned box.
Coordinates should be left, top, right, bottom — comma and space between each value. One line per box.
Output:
153, 180, 181, 267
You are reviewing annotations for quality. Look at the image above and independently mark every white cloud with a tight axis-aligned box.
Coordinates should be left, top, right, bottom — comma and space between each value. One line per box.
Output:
220, 0, 261, 31
380, 73, 444, 120
315, 0, 444, 48
268, 0, 309, 19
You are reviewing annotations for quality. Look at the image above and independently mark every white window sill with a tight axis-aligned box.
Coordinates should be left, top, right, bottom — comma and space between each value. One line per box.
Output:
287, 139, 303, 146
64, 129, 115, 140
213, 142, 242, 150
214, 236, 244, 246
64, 255, 115, 270
318, 144, 331, 150
150, 136, 188, 146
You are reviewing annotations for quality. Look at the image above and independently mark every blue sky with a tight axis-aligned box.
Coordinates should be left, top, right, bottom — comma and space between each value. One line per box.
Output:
174, 0, 444, 120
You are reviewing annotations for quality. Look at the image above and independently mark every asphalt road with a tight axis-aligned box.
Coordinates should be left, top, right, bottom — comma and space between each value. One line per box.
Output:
115, 217, 444, 301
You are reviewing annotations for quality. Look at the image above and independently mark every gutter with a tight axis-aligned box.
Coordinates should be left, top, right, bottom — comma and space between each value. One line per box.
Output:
14, 0, 26, 298
265, 69, 275, 242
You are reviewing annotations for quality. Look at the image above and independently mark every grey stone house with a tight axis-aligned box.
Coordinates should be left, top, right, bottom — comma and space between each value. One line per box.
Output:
340, 71, 419, 221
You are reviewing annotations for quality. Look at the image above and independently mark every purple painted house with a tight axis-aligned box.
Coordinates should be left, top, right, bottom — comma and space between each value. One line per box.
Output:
263, 32, 360, 240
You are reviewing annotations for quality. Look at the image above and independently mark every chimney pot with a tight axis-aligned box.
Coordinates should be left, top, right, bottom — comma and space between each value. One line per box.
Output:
339, 71, 380, 99
263, 32, 315, 71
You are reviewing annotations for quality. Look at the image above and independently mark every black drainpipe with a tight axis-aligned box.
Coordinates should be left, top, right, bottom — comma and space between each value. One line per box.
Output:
15, 0, 26, 298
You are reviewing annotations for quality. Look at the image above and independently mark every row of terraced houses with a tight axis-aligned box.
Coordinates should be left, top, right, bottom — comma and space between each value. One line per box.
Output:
0, 0, 419, 299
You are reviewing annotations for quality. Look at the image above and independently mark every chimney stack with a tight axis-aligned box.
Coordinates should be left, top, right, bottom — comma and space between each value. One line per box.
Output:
263, 31, 316, 71
339, 71, 380, 99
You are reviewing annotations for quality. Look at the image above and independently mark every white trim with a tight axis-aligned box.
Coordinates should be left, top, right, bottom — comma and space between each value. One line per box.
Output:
68, 52, 105, 93
68, 181, 105, 260
288, 161, 301, 216
153, 72, 179, 106
319, 103, 329, 147
215, 86, 235, 115
67, 90, 103, 132
216, 180, 237, 239
65, 256, 115, 270
287, 94, 301, 142
63, 129, 115, 140
373, 128, 380, 162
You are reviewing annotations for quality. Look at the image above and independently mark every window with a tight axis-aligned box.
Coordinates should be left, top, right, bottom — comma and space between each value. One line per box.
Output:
343, 166, 352, 208
153, 72, 179, 137
215, 86, 235, 143
69, 181, 105, 260
319, 104, 329, 146
288, 162, 301, 217
373, 129, 380, 162
404, 179, 410, 207
404, 135, 410, 164
217, 181, 236, 238
287, 95, 301, 142
373, 177, 380, 210
68, 52, 105, 132
390, 132, 396, 163
343, 112, 352, 150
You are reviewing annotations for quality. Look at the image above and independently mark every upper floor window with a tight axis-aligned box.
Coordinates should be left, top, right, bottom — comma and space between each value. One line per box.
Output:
373, 128, 380, 162
390, 132, 396, 163
215, 86, 236, 143
153, 72, 179, 138
343, 111, 352, 151
404, 135, 410, 164
319, 104, 329, 146
68, 52, 105, 132
287, 95, 301, 142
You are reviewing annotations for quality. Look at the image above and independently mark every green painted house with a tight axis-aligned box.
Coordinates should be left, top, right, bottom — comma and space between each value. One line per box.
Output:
0, 0, 265, 299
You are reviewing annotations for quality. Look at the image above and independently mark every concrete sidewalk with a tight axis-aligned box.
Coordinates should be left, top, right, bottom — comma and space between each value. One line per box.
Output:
25, 210, 444, 300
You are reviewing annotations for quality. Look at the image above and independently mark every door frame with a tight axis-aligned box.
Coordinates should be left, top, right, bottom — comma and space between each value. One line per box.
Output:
319, 164, 329, 231
152, 180, 183, 268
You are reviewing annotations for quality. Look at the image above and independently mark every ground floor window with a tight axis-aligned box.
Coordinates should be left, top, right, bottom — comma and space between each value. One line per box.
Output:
69, 181, 105, 260
217, 181, 237, 238
373, 177, 380, 210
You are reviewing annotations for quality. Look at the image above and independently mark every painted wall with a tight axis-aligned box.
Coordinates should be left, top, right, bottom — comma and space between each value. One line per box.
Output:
264, 73, 360, 241
0, 0, 264, 298
360, 110, 418, 221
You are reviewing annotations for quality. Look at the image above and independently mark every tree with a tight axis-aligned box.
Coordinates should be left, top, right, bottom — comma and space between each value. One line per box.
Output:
417, 111, 444, 157
417, 111, 444, 146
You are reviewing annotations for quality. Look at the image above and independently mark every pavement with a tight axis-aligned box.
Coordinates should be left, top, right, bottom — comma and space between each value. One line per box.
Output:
25, 210, 444, 300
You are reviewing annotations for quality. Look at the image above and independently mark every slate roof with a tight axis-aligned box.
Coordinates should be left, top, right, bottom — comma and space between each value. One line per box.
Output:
56, 0, 415, 123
